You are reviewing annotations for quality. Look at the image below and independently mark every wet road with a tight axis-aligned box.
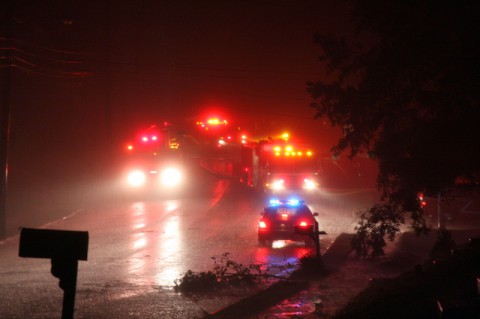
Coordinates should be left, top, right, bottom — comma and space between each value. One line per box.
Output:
0, 166, 379, 318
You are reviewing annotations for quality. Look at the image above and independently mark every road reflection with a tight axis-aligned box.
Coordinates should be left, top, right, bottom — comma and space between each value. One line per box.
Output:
156, 202, 182, 287
131, 202, 148, 249
210, 180, 230, 207
127, 202, 148, 291
126, 201, 184, 289
253, 242, 311, 277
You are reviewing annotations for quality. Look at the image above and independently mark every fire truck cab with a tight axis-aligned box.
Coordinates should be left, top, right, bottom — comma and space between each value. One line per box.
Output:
263, 142, 320, 194
240, 137, 321, 194
121, 123, 185, 195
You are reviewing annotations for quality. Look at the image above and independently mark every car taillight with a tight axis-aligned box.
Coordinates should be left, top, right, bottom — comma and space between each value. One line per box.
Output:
299, 221, 308, 227
295, 221, 313, 235
258, 220, 267, 229
281, 213, 288, 221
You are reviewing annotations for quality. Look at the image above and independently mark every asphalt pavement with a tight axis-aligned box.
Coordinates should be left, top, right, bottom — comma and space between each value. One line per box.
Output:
206, 210, 480, 319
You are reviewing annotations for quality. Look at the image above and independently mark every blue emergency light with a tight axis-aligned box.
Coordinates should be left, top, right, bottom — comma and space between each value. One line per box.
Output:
287, 198, 300, 206
268, 199, 281, 206
268, 198, 303, 207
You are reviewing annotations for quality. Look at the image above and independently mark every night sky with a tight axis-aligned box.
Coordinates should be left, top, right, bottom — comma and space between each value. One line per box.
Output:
4, 0, 351, 190
103, 1, 348, 128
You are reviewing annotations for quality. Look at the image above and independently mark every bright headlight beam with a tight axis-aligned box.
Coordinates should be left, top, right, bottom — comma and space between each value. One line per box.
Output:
160, 167, 182, 187
127, 170, 146, 187
303, 179, 317, 190
270, 179, 285, 190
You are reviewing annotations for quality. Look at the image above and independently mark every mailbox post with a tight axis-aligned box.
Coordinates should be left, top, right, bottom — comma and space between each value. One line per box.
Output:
294, 220, 326, 259
313, 220, 327, 258
19, 228, 89, 319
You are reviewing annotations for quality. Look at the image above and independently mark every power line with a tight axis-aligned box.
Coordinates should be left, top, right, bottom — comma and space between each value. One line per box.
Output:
0, 37, 93, 78
0, 36, 91, 56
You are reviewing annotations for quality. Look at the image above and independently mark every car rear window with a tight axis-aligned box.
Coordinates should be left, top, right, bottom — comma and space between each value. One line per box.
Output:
264, 205, 312, 219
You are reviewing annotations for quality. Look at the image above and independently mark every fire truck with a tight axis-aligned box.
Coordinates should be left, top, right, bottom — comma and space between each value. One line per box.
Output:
121, 123, 186, 195
239, 136, 321, 194
194, 116, 248, 149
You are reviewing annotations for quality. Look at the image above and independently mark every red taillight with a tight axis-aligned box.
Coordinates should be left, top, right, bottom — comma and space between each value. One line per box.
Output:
259, 220, 267, 229
281, 213, 288, 221
299, 221, 308, 227
418, 193, 427, 208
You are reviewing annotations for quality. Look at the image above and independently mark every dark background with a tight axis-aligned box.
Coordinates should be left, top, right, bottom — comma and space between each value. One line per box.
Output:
2, 0, 358, 232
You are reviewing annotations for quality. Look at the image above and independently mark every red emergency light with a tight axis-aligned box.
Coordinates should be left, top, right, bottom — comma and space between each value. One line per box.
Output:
141, 134, 159, 143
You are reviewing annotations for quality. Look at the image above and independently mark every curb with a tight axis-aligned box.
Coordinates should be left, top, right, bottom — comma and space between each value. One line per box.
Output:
204, 280, 310, 319
203, 233, 356, 318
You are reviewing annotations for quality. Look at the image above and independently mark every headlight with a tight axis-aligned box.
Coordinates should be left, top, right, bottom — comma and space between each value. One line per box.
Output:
269, 179, 285, 190
160, 167, 182, 187
303, 178, 317, 190
127, 170, 146, 187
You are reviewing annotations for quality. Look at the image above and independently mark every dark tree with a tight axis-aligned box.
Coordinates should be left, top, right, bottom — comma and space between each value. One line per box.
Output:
307, 0, 480, 256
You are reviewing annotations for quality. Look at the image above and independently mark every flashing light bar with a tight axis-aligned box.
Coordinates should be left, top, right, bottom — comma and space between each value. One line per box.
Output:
196, 117, 228, 130
288, 198, 301, 206
268, 198, 303, 207
201, 118, 228, 126
269, 145, 314, 157
207, 118, 224, 125
269, 199, 281, 206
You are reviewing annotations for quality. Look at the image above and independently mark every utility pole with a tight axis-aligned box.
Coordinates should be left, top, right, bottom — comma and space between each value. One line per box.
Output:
437, 193, 444, 230
0, 0, 13, 239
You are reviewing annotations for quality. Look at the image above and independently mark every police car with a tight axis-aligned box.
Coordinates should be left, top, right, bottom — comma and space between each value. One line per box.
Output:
257, 198, 318, 247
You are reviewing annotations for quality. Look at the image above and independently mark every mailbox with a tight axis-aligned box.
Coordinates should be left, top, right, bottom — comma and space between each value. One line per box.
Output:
19, 228, 88, 260
19, 228, 89, 319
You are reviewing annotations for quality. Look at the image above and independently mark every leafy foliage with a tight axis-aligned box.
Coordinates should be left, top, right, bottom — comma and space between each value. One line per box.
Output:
351, 204, 405, 257
308, 0, 480, 256
174, 252, 292, 293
